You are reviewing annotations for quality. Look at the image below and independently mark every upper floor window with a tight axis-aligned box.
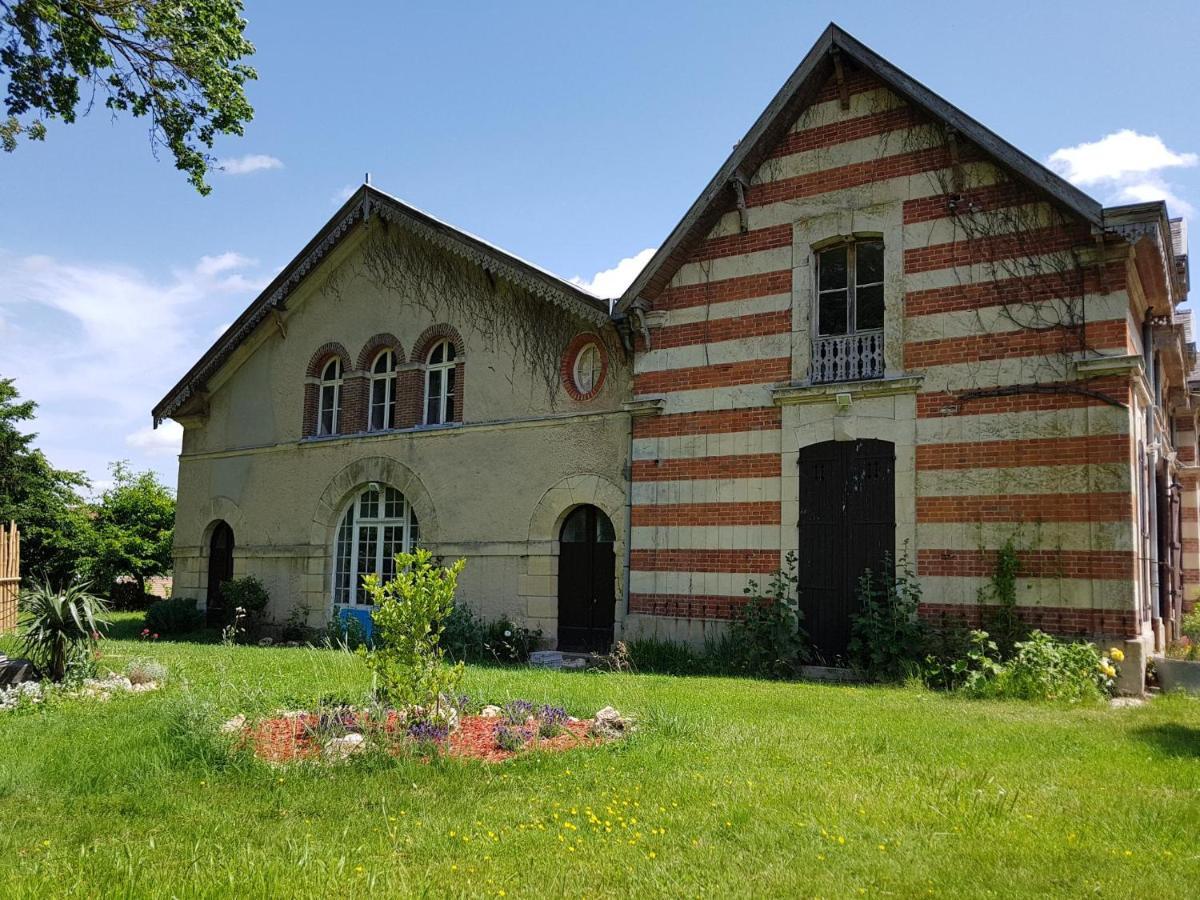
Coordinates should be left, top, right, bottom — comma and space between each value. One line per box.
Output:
317, 358, 343, 435
368, 350, 397, 431
424, 339, 456, 425
573, 343, 602, 395
812, 240, 884, 383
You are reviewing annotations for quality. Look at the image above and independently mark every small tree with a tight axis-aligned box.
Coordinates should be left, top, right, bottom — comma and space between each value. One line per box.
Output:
87, 461, 174, 597
360, 550, 466, 721
727, 552, 811, 678
19, 578, 108, 681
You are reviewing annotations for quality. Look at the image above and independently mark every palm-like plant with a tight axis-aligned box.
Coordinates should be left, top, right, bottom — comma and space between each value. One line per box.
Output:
18, 579, 109, 682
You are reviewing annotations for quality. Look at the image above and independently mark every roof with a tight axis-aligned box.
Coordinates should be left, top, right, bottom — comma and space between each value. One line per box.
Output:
615, 22, 1105, 312
152, 185, 609, 425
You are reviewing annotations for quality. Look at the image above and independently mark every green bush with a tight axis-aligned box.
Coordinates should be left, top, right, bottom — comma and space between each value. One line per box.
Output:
1181, 608, 1200, 642
966, 630, 1113, 703
18, 579, 109, 682
848, 549, 924, 680
358, 549, 464, 716
623, 638, 709, 675
725, 553, 811, 678
442, 604, 541, 663
219, 575, 269, 618
145, 596, 204, 636
108, 579, 157, 611
922, 628, 1004, 692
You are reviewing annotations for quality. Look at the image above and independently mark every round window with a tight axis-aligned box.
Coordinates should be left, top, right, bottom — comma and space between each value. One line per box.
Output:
573, 343, 602, 395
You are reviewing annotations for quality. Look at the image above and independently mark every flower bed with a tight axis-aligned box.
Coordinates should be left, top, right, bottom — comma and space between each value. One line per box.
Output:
238, 704, 629, 765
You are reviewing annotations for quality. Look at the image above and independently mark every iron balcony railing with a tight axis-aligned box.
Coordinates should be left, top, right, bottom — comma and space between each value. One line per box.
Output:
811, 330, 884, 384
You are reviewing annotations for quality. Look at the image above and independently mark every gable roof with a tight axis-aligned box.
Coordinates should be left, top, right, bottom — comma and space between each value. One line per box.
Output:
152, 185, 609, 425
615, 23, 1104, 312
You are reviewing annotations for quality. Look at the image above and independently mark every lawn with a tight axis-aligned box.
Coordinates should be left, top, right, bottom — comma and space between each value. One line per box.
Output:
1, 614, 1198, 898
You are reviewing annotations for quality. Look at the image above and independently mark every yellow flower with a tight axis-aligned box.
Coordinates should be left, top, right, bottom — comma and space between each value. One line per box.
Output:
1110, 648, 1125, 663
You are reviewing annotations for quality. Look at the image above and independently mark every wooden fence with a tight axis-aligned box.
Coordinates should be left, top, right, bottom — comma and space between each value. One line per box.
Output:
0, 522, 18, 633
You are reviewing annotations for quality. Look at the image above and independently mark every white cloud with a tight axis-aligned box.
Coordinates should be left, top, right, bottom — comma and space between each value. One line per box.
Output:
1047, 130, 1196, 217
126, 420, 183, 456
217, 153, 284, 176
0, 249, 265, 486
571, 248, 656, 299
331, 183, 358, 205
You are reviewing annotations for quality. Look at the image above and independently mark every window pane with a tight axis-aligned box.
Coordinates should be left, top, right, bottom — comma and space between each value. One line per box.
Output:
856, 284, 884, 330
409, 511, 420, 547
595, 513, 615, 542
373, 351, 391, 374
359, 488, 379, 520
355, 526, 378, 605
561, 507, 589, 542
445, 367, 456, 422
322, 359, 341, 381
575, 346, 597, 393
429, 342, 444, 365
384, 487, 404, 519
370, 378, 387, 429
818, 246, 847, 290
426, 370, 442, 424
818, 290, 848, 336
445, 343, 456, 363
857, 241, 884, 285
333, 507, 354, 604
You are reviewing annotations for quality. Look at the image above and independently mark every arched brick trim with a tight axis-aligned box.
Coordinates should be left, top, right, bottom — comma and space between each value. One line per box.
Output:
560, 333, 609, 401
356, 333, 405, 371
305, 342, 351, 378
303, 342, 352, 437
412, 323, 465, 362
410, 324, 466, 426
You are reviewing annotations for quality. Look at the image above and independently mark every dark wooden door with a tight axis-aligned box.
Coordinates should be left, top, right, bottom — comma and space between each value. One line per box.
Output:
557, 506, 616, 652
206, 521, 235, 628
797, 439, 895, 658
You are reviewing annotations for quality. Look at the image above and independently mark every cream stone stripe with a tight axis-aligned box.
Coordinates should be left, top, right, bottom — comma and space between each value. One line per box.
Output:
916, 464, 1131, 497
905, 296, 1128, 343
906, 258, 1109, 298
631, 477, 781, 506
636, 334, 792, 374
630, 525, 782, 551
630, 570, 760, 597
918, 575, 1136, 610
785, 87, 906, 133
661, 292, 791, 327
645, 384, 780, 414
752, 124, 945, 185
916, 407, 1131, 444
903, 204, 1059, 249
917, 521, 1135, 553
632, 429, 783, 461
672, 246, 793, 289
915, 355, 1128, 395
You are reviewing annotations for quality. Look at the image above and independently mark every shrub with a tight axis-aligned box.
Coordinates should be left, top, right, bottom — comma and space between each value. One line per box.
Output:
442, 605, 541, 663
126, 657, 168, 686
359, 549, 465, 718
1181, 608, 1200, 642
108, 579, 157, 611
848, 549, 924, 680
219, 576, 269, 630
724, 553, 810, 678
922, 629, 1004, 692
967, 630, 1114, 702
145, 596, 204, 636
18, 579, 108, 682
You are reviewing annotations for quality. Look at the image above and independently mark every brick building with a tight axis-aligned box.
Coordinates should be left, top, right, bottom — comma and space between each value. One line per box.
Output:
154, 25, 1194, 684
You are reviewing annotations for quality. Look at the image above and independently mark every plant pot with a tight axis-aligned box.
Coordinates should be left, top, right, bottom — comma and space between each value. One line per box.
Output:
1155, 656, 1200, 694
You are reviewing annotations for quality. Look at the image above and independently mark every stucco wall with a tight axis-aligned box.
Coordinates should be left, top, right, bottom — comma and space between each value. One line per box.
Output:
171, 225, 631, 643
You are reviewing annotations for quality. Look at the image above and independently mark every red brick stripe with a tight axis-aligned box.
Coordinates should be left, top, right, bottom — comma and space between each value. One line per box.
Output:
657, 270, 792, 312
629, 593, 748, 620
916, 378, 1131, 417
767, 106, 924, 160
686, 224, 792, 264
917, 493, 1130, 523
633, 408, 782, 438
904, 320, 1127, 369
634, 357, 790, 394
903, 224, 1090, 275
632, 454, 780, 482
650, 309, 791, 350
745, 145, 965, 208
904, 265, 1124, 317
813, 66, 883, 103
631, 502, 781, 527
916, 434, 1129, 470
902, 183, 1037, 225
918, 603, 1138, 638
630, 549, 778, 573
917, 549, 1135, 579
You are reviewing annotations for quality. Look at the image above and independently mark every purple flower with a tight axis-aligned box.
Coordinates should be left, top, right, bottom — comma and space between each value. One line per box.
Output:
502, 699, 534, 725
407, 720, 449, 744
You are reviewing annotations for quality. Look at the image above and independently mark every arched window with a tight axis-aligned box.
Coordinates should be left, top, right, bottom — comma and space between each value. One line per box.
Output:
332, 485, 420, 608
368, 350, 397, 431
573, 343, 602, 395
317, 358, 343, 435
424, 339, 457, 425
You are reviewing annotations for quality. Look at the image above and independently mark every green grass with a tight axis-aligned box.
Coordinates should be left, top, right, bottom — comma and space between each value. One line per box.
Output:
1, 613, 1198, 898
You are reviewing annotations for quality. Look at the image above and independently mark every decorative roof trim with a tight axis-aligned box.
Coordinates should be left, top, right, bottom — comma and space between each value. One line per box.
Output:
616, 22, 1104, 313
152, 186, 608, 425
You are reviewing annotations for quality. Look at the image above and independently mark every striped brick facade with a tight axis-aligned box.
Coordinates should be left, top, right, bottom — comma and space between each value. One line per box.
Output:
623, 57, 1195, 653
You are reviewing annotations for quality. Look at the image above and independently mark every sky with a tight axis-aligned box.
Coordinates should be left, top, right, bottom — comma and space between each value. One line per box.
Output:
2, 0, 1199, 493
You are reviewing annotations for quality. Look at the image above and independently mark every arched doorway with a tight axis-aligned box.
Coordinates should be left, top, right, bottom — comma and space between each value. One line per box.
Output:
797, 439, 895, 657
557, 505, 616, 652
206, 521, 235, 627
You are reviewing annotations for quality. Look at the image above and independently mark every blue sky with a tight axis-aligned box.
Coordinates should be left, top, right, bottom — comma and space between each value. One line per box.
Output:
2, 0, 1199, 492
